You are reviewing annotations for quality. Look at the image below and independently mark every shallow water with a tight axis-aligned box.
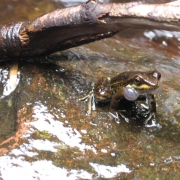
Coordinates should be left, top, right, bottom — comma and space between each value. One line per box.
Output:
0, 0, 180, 180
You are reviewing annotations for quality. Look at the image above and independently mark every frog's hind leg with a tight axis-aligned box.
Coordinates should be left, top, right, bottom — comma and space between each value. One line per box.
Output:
108, 89, 125, 122
110, 89, 124, 110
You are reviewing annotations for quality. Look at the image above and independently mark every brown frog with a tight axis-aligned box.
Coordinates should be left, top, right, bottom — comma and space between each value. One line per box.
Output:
79, 70, 162, 117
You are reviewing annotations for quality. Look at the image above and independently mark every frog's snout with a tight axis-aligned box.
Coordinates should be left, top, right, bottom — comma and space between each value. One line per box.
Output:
151, 78, 163, 95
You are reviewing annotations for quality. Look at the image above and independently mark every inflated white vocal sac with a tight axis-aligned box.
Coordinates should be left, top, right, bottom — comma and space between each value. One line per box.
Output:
124, 85, 140, 101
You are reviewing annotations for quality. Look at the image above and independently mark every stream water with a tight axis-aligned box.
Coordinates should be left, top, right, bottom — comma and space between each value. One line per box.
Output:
0, 0, 180, 179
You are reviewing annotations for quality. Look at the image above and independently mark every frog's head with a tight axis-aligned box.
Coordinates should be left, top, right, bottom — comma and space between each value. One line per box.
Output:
94, 77, 112, 102
130, 70, 161, 91
124, 70, 162, 101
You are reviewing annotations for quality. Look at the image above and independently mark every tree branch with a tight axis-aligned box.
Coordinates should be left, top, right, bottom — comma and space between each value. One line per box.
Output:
0, 0, 180, 60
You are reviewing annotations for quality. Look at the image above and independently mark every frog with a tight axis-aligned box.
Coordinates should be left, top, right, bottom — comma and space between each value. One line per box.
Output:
79, 70, 162, 119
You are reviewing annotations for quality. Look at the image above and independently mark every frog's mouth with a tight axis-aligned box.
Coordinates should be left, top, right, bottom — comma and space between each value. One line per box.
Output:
136, 78, 163, 95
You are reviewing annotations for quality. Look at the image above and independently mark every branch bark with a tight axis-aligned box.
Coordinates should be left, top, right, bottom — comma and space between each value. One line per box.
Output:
1, 0, 180, 60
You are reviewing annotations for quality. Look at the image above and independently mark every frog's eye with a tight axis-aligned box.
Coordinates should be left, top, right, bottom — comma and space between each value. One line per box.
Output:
134, 76, 142, 85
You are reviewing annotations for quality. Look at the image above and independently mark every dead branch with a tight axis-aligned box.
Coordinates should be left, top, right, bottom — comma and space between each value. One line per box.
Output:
0, 0, 180, 60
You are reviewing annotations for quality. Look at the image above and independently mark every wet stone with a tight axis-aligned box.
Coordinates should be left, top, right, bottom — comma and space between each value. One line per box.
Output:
0, 96, 17, 137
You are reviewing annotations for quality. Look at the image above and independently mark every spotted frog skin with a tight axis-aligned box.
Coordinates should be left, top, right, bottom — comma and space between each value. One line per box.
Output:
79, 70, 162, 115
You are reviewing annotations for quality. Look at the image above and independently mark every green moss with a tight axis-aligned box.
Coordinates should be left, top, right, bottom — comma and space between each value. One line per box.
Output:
36, 130, 51, 139
7, 99, 13, 107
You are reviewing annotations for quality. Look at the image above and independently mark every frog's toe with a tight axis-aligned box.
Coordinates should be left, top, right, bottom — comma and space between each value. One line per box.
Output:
78, 95, 89, 101
109, 111, 121, 123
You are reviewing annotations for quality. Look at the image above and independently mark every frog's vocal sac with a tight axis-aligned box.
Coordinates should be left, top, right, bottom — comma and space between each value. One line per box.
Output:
79, 70, 162, 117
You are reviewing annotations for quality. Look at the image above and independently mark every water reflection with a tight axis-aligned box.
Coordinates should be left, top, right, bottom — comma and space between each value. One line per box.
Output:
144, 30, 180, 56
58, 0, 109, 7
0, 156, 93, 180
90, 163, 131, 179
30, 101, 97, 153
2, 64, 20, 98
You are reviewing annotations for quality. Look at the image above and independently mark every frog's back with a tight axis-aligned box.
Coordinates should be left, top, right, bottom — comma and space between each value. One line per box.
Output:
110, 71, 137, 88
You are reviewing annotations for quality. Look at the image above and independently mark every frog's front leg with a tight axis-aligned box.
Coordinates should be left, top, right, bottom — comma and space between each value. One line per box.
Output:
146, 94, 156, 112
79, 89, 95, 115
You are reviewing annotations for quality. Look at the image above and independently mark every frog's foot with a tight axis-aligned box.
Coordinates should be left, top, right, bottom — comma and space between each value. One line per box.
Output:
118, 110, 132, 123
143, 112, 155, 124
109, 110, 121, 124
140, 95, 156, 124
79, 89, 95, 115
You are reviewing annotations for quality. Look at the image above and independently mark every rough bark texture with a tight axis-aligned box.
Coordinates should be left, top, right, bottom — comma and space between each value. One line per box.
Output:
1, 0, 180, 60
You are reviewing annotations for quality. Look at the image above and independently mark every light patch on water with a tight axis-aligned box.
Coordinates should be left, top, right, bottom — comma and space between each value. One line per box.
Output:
27, 101, 97, 154
90, 163, 131, 179
3, 74, 20, 96
101, 149, 108, 153
0, 68, 20, 98
149, 162, 155, 166
111, 152, 115, 156
10, 145, 38, 157
54, 0, 109, 7
144, 30, 156, 41
0, 156, 92, 180
144, 30, 180, 40
28, 139, 59, 152
81, 129, 87, 134
162, 40, 167, 46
